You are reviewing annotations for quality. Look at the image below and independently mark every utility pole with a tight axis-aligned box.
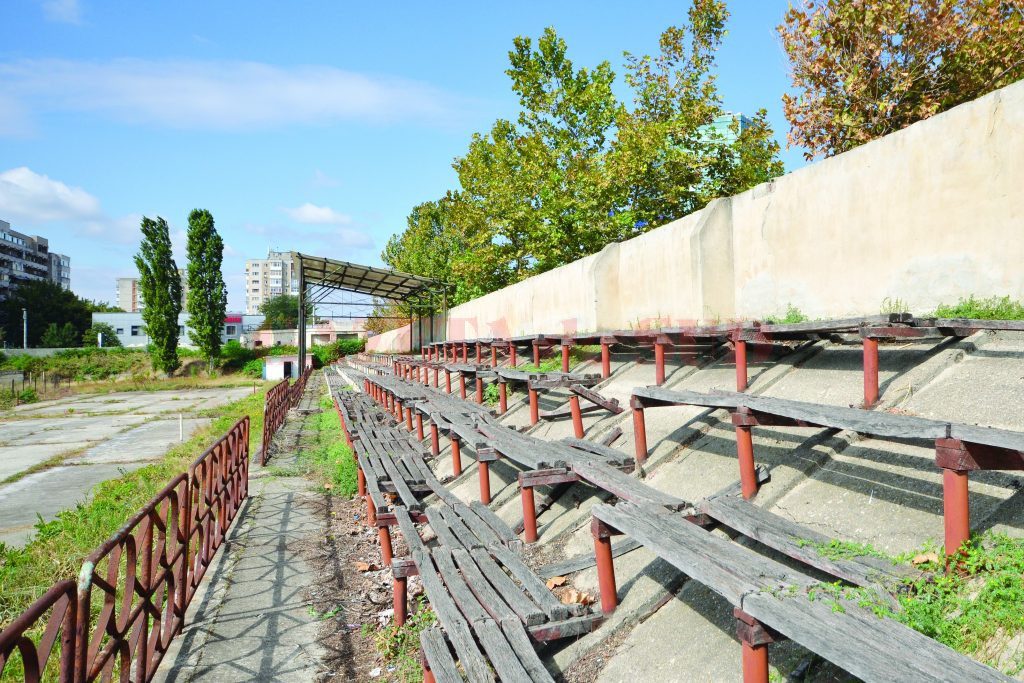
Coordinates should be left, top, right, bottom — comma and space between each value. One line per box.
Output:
22, 308, 27, 349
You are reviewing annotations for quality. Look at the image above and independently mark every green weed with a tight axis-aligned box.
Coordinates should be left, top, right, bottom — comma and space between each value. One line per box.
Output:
364, 597, 437, 682
765, 304, 809, 325
929, 295, 1024, 320
290, 395, 358, 496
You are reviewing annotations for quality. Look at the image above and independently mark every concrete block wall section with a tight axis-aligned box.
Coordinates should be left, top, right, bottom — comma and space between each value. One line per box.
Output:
361, 331, 1024, 679
368, 79, 1024, 354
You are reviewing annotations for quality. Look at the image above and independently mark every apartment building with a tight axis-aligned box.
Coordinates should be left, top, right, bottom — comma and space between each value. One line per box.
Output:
91, 312, 265, 348
245, 250, 298, 314
116, 270, 189, 312
0, 219, 71, 299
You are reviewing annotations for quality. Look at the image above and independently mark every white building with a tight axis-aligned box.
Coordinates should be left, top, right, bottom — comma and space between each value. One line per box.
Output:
91, 312, 265, 348
245, 250, 298, 315
116, 271, 188, 312
0, 219, 71, 299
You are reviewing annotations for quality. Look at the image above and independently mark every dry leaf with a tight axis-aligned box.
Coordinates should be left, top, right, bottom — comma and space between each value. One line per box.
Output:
558, 588, 596, 606
324, 483, 334, 490
546, 576, 567, 589
912, 551, 939, 565
356, 561, 380, 572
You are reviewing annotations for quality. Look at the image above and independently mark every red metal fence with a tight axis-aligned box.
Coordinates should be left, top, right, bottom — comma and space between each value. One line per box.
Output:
0, 417, 250, 683
260, 367, 312, 465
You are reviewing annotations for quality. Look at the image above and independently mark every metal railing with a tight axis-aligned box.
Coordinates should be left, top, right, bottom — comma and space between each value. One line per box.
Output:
259, 366, 312, 465
0, 417, 250, 682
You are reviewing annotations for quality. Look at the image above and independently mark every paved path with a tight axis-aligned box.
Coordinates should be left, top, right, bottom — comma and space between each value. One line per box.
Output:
155, 380, 326, 682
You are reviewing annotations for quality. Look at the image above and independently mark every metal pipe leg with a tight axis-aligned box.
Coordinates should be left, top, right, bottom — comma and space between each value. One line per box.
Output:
532, 342, 541, 367
655, 343, 666, 385
445, 370, 452, 393
521, 485, 538, 543
366, 496, 377, 526
943, 468, 971, 557
416, 414, 425, 441
479, 461, 491, 504
498, 382, 508, 414
736, 609, 774, 683
863, 337, 879, 406
451, 437, 462, 476
529, 389, 539, 425
430, 423, 440, 456
592, 519, 618, 614
736, 425, 758, 499
406, 407, 414, 432
357, 467, 366, 496
459, 375, 467, 400
476, 378, 483, 404
569, 395, 584, 438
379, 525, 394, 566
601, 343, 611, 379
561, 344, 570, 373
632, 406, 648, 465
475, 342, 482, 364
735, 339, 748, 391
490, 346, 497, 367
510, 345, 517, 367
433, 367, 439, 388
393, 576, 407, 627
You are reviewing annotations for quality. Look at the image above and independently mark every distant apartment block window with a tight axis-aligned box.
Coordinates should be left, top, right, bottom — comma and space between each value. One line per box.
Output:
131, 326, 141, 336
116, 328, 124, 335
225, 325, 237, 335
179, 326, 185, 335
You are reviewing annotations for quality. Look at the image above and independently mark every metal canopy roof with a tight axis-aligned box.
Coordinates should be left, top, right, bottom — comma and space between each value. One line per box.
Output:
295, 253, 446, 301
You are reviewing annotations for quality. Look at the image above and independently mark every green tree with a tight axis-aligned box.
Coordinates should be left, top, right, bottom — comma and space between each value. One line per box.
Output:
83, 322, 122, 347
779, 0, 1024, 159
259, 294, 311, 330
86, 300, 124, 313
135, 216, 182, 373
0, 280, 91, 347
185, 209, 228, 369
40, 321, 80, 347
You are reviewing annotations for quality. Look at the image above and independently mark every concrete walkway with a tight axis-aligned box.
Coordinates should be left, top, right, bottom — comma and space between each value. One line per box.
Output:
156, 393, 325, 682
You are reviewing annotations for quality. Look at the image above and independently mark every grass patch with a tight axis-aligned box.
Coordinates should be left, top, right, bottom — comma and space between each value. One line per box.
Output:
516, 357, 563, 373
764, 304, 809, 325
362, 597, 437, 682
288, 394, 358, 496
928, 295, 1024, 320
483, 382, 500, 406
0, 387, 267, 630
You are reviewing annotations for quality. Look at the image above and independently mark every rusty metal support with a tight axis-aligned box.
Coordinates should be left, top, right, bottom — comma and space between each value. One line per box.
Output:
735, 339, 748, 392
476, 377, 484, 404
498, 381, 508, 414
529, 388, 539, 425
357, 467, 366, 496
736, 424, 758, 499
430, 423, 440, 456
475, 341, 482, 364
490, 345, 497, 367
416, 413, 425, 441
406, 406, 414, 432
735, 609, 774, 683
592, 518, 618, 614
561, 344, 570, 373
433, 367, 439, 388
479, 461, 491, 504
601, 342, 611, 379
366, 495, 377, 526
459, 374, 467, 399
569, 395, 585, 438
510, 344, 518, 367
445, 369, 452, 393
521, 484, 538, 543
863, 337, 879, 407
943, 468, 971, 557
461, 342, 468, 362
451, 437, 463, 476
394, 576, 407, 627
655, 343, 666, 385
379, 525, 394, 566
632, 405, 648, 464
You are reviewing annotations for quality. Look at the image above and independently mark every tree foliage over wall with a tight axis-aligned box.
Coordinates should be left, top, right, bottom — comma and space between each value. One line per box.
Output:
376, 0, 784, 326
259, 294, 311, 330
0, 280, 93, 347
779, 0, 1024, 159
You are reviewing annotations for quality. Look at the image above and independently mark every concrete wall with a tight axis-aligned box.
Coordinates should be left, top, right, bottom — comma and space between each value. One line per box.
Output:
368, 80, 1024, 353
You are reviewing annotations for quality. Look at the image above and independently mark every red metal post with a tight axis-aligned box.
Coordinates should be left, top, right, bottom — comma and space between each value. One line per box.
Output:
736, 424, 758, 499
569, 395, 585, 438
475, 377, 484, 404
406, 407, 414, 432
394, 576, 408, 627
601, 343, 611, 379
379, 526, 394, 566
943, 468, 971, 557
654, 342, 666, 385
451, 437, 463, 476
736, 609, 773, 683
366, 496, 377, 526
475, 342, 482, 364
461, 342, 468, 362
735, 339, 749, 392
592, 519, 618, 613
521, 485, 538, 543
561, 344, 571, 373
416, 413, 425, 441
863, 337, 879, 407
433, 367, 439, 388
423, 661, 435, 683
459, 374, 467, 399
479, 461, 491, 504
357, 467, 366, 496
529, 388, 539, 425
498, 382, 508, 414
490, 346, 497, 367
510, 345, 518, 367
445, 370, 452, 393
632, 405, 648, 465
430, 423, 440, 456
532, 341, 541, 367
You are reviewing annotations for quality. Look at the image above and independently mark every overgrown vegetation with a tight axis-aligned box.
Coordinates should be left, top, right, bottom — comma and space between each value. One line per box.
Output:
801, 533, 1024, 673
764, 304, 809, 325
362, 597, 437, 682
284, 394, 358, 496
930, 295, 1024, 321
0, 388, 267, 629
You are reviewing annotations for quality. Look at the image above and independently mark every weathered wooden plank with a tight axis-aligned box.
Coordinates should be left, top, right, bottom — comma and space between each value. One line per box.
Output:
569, 384, 623, 413
394, 507, 426, 555
560, 437, 633, 466
472, 619, 533, 683
950, 423, 1024, 453
497, 620, 557, 682
438, 504, 483, 549
757, 314, 908, 334
376, 449, 423, 511
742, 590, 1011, 683
417, 626, 462, 683
632, 386, 742, 410
486, 543, 572, 621
432, 546, 490, 624
469, 501, 517, 544
466, 548, 547, 627
450, 502, 504, 548
572, 459, 688, 510
740, 393, 950, 439
526, 613, 604, 642
698, 495, 918, 587
537, 539, 643, 578
426, 507, 469, 551
411, 548, 495, 683
449, 548, 520, 625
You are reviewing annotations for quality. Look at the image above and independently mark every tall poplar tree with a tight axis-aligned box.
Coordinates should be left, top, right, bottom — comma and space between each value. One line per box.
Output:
135, 216, 182, 373
185, 209, 227, 370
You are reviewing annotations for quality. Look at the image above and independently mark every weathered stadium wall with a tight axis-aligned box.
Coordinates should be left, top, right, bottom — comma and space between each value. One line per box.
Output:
368, 80, 1024, 352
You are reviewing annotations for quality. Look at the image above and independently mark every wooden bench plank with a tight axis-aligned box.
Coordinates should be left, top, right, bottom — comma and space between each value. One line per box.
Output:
426, 507, 468, 551
437, 505, 482, 549
572, 459, 688, 510
473, 619, 535, 683
560, 438, 633, 467
486, 543, 572, 621
497, 620, 557, 683
419, 626, 464, 683
469, 501, 518, 544
450, 502, 504, 547
466, 548, 547, 627
451, 548, 520, 624
432, 546, 490, 624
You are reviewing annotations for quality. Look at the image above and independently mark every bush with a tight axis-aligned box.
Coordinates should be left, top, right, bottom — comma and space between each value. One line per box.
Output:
220, 340, 256, 370
17, 387, 37, 404
931, 295, 1024, 321
0, 348, 151, 381
241, 358, 264, 378
82, 323, 122, 347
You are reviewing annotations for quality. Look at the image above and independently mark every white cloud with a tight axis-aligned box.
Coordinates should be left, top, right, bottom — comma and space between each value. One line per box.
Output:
283, 202, 353, 225
0, 166, 101, 224
0, 58, 457, 132
40, 0, 81, 24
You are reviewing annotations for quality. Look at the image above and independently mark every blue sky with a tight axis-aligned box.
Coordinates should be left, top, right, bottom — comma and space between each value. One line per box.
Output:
0, 0, 802, 310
